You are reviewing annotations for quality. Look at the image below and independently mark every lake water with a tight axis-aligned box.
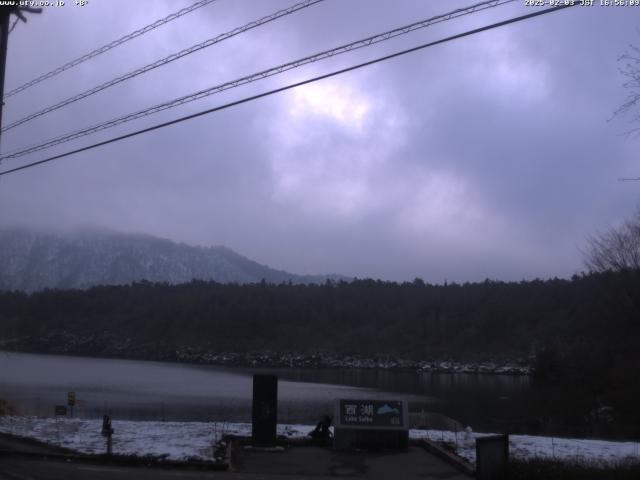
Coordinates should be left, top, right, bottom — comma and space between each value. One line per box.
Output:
0, 351, 530, 429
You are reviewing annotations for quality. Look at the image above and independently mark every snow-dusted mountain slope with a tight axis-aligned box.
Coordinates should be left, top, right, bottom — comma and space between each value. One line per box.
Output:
0, 227, 345, 292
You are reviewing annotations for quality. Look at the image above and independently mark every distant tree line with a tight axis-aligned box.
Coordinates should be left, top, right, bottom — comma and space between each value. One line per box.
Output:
0, 271, 638, 361
0, 270, 640, 360
0, 273, 630, 356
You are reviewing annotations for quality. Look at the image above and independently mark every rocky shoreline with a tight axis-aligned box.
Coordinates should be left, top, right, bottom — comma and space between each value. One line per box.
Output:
0, 330, 532, 375
173, 348, 532, 375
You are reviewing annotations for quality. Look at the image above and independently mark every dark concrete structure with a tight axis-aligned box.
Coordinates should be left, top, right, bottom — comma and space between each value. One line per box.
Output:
476, 434, 509, 480
251, 374, 278, 446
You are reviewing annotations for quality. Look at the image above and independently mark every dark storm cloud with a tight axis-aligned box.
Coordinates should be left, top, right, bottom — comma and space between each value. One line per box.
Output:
0, 0, 638, 282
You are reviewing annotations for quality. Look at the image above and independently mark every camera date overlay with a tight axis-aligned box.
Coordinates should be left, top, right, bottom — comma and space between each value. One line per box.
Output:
525, 0, 640, 6
0, 0, 89, 7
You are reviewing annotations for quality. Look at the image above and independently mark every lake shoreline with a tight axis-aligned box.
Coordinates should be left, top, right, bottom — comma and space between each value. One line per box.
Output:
0, 337, 532, 376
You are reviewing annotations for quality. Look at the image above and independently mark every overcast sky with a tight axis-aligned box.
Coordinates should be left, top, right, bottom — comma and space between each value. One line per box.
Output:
0, 0, 638, 282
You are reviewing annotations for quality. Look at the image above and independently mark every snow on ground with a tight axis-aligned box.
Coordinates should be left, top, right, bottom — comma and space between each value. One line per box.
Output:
0, 416, 313, 461
1, 416, 639, 466
409, 429, 640, 466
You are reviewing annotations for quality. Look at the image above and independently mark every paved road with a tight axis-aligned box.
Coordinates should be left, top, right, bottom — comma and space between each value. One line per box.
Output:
236, 446, 471, 479
0, 434, 74, 456
0, 456, 231, 480
0, 432, 471, 480
0, 446, 471, 479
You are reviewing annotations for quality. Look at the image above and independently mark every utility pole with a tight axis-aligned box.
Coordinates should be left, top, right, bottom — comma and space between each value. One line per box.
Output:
0, 6, 41, 142
0, 8, 12, 135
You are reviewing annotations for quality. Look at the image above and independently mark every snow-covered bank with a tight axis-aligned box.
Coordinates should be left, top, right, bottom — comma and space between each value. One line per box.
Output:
0, 416, 313, 461
410, 429, 640, 466
1, 416, 638, 466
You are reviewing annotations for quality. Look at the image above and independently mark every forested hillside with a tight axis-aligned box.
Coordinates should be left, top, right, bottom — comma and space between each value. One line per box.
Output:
0, 228, 345, 292
1, 272, 638, 364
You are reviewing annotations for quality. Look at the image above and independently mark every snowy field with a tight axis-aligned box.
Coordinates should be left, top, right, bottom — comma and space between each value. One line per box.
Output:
410, 429, 640, 466
1, 416, 639, 466
0, 416, 314, 461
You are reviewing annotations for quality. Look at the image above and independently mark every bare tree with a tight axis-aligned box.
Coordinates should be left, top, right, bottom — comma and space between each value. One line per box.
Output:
585, 209, 640, 272
615, 42, 640, 136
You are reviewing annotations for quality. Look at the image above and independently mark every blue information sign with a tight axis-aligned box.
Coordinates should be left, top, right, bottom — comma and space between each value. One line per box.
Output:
339, 399, 404, 427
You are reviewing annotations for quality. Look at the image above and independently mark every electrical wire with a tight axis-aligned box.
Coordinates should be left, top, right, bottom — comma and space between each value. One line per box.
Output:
0, 0, 516, 159
3, 0, 220, 100
0, 4, 577, 178
2, 0, 325, 133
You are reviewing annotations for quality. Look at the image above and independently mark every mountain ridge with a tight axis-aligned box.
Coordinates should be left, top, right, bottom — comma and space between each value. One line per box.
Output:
0, 227, 347, 292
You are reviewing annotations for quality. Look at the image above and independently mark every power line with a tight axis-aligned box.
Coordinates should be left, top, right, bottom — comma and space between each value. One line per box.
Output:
0, 4, 577, 178
2, 0, 324, 133
0, 0, 517, 160
3, 0, 326, 134
3, 0, 220, 100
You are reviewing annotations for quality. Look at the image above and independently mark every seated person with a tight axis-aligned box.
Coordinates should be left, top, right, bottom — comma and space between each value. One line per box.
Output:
309, 414, 333, 441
